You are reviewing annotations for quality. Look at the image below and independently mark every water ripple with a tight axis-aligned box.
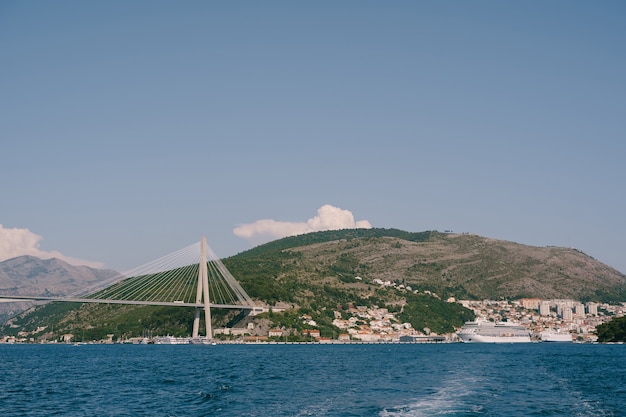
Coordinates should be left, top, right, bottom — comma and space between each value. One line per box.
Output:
1, 344, 625, 416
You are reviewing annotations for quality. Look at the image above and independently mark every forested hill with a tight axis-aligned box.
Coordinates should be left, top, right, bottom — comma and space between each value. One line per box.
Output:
3, 228, 626, 342
226, 228, 626, 303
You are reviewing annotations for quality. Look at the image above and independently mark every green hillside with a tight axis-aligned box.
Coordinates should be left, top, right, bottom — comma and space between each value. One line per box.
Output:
3, 228, 626, 342
229, 228, 626, 303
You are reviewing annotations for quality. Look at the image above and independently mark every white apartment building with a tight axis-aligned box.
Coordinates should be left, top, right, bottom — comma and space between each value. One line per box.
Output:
586, 302, 598, 316
562, 307, 574, 321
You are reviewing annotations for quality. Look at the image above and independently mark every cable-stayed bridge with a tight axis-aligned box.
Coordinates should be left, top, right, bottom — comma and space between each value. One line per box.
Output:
0, 237, 260, 339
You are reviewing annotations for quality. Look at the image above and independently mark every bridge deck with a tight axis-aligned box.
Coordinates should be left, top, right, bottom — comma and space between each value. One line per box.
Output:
0, 295, 257, 310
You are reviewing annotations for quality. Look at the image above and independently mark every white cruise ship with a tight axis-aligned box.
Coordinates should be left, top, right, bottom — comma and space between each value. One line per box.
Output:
153, 335, 191, 345
458, 320, 532, 343
540, 329, 573, 342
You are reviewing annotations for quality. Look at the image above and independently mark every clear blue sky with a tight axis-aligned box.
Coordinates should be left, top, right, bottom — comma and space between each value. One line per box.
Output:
1, 1, 625, 273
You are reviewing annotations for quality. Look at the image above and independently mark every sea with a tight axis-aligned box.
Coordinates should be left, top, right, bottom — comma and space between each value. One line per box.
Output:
1, 343, 625, 416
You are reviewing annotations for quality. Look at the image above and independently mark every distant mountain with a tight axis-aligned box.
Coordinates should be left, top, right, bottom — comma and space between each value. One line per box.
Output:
0, 256, 118, 321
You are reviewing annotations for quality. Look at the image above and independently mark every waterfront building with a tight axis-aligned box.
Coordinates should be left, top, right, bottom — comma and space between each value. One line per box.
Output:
399, 335, 445, 343
268, 329, 283, 338
214, 328, 249, 336
301, 329, 321, 339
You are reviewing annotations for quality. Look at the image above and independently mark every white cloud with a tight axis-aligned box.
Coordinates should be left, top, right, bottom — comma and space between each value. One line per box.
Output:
0, 224, 104, 268
233, 204, 372, 244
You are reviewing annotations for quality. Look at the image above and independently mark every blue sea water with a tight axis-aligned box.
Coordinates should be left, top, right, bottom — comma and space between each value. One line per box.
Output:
1, 343, 625, 416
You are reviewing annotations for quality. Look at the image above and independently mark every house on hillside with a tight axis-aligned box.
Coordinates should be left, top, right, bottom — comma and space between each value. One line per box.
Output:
301, 329, 321, 339
268, 329, 283, 338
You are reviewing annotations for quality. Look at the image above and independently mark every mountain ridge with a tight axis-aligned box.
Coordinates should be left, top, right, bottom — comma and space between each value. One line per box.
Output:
0, 255, 119, 321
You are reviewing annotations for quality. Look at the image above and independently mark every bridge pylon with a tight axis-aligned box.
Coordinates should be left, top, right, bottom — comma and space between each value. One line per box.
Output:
192, 237, 212, 340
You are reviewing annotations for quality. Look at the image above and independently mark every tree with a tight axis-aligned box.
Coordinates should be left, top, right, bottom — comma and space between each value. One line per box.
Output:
596, 316, 626, 342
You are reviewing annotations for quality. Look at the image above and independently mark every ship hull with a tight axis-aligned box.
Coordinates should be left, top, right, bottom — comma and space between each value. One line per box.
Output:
540, 332, 573, 343
458, 334, 532, 343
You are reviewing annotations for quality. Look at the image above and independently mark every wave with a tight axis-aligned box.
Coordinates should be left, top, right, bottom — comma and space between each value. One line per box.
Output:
380, 375, 483, 417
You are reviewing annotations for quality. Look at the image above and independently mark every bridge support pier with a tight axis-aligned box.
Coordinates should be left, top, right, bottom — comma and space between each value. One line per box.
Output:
192, 237, 212, 340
